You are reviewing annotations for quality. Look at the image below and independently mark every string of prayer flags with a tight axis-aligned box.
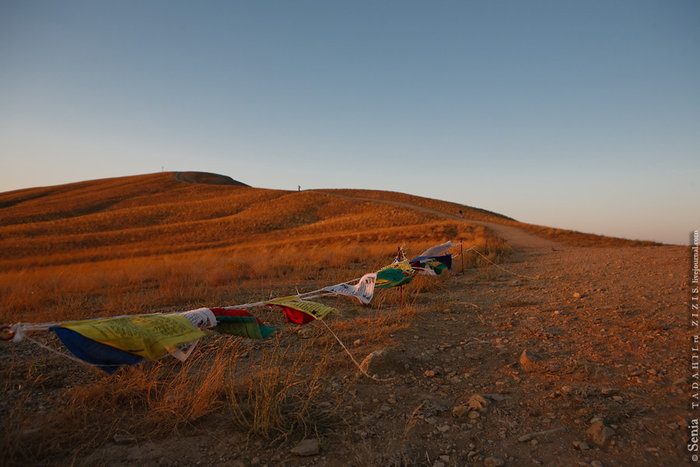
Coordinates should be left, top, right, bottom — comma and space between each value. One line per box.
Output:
3, 239, 466, 374
210, 308, 276, 339
375, 260, 416, 289
266, 297, 336, 324
323, 273, 377, 304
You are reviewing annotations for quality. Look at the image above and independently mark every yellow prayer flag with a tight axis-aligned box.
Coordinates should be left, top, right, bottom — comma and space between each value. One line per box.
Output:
59, 314, 205, 361
266, 296, 335, 320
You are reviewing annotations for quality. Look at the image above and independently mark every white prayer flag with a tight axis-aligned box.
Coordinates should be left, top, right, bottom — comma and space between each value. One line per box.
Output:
419, 241, 459, 258
324, 273, 377, 304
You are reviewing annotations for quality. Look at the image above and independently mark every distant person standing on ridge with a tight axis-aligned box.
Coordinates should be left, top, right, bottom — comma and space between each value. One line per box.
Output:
298, 185, 301, 191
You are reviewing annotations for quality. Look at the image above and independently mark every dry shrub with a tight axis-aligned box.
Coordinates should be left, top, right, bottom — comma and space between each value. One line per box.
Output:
1, 337, 238, 464
460, 235, 512, 270
226, 335, 332, 440
0, 333, 339, 465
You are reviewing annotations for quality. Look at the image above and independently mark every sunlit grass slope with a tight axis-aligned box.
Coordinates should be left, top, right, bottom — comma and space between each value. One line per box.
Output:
0, 172, 503, 323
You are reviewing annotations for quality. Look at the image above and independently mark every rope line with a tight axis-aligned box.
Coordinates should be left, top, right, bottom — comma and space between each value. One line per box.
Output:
467, 248, 537, 280
25, 335, 121, 370
319, 320, 394, 383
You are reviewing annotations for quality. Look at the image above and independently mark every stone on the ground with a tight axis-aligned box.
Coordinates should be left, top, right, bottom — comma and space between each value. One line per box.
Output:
588, 421, 615, 446
113, 432, 136, 445
484, 456, 505, 466
453, 405, 470, 418
573, 440, 590, 450
359, 349, 406, 376
290, 439, 320, 456
468, 394, 489, 411
520, 349, 542, 371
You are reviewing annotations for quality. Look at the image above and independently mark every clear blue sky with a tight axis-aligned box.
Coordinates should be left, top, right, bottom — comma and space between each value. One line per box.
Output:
1, 1, 698, 244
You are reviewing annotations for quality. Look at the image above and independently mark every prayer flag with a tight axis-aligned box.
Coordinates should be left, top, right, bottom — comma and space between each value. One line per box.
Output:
51, 327, 143, 374
410, 254, 453, 275
266, 297, 335, 324
56, 314, 205, 361
375, 261, 416, 288
210, 308, 276, 339
419, 241, 458, 258
324, 273, 377, 304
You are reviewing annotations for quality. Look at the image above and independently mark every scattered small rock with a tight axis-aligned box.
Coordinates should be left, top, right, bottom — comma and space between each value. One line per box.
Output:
425, 370, 436, 377
484, 456, 505, 467
573, 292, 582, 299
483, 393, 510, 402
468, 394, 489, 411
290, 439, 320, 457
573, 440, 590, 450
453, 405, 470, 418
520, 349, 543, 371
559, 385, 574, 396
352, 339, 362, 347
359, 349, 406, 375
590, 461, 603, 467
113, 432, 136, 445
588, 421, 615, 446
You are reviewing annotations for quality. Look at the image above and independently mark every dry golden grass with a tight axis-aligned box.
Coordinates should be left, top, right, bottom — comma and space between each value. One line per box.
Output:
510, 222, 662, 247
315, 188, 511, 223
0, 173, 497, 324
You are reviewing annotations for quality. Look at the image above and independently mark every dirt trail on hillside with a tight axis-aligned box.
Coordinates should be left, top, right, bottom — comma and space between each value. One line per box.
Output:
311, 190, 555, 249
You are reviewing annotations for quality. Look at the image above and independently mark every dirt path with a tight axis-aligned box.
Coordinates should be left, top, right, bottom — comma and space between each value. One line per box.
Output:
310, 190, 556, 250
318, 243, 689, 466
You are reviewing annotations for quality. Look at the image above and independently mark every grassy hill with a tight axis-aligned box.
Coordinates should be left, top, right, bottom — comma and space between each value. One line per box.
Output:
0, 172, 506, 324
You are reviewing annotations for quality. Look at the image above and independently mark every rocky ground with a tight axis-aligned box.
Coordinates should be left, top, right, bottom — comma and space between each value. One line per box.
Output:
74, 224, 691, 466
